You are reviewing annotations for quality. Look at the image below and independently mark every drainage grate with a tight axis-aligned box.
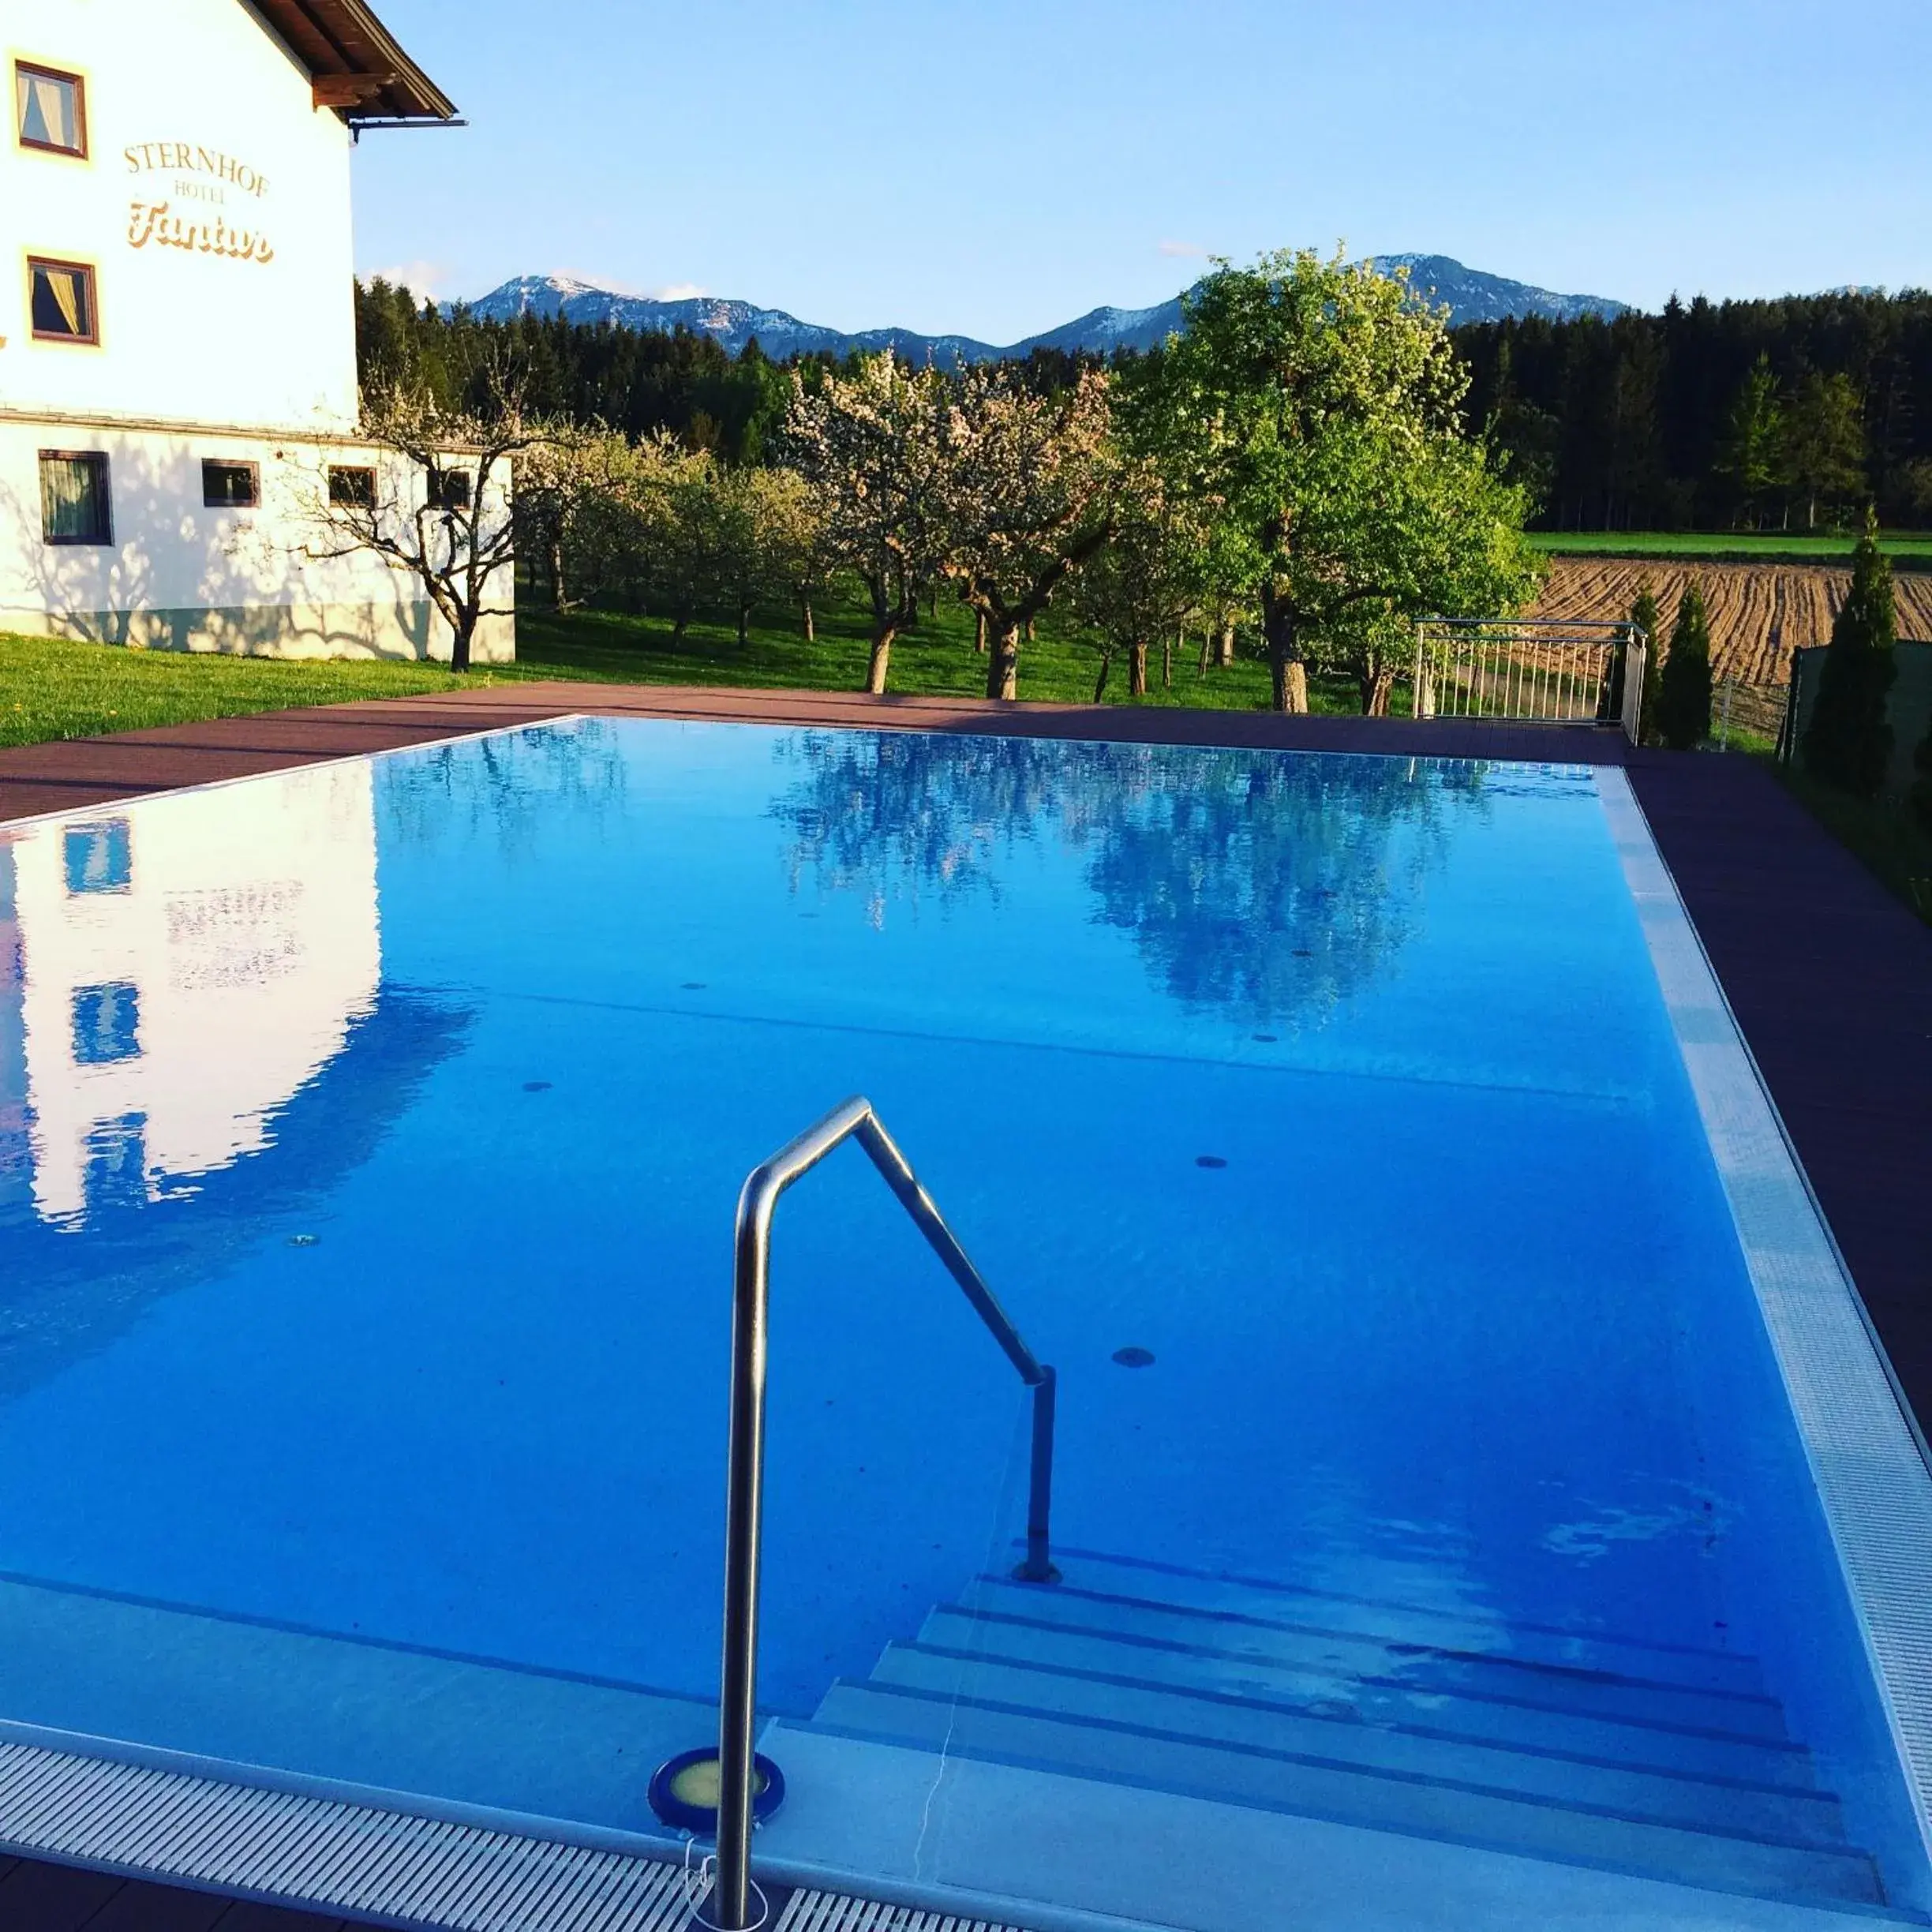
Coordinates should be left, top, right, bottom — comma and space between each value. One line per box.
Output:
0, 1739, 695, 1930
776, 1890, 1030, 1932
0, 1737, 1043, 1932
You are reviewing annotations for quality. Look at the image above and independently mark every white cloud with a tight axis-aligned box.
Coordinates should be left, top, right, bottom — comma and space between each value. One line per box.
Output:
653, 282, 706, 301
1158, 239, 1208, 259
366, 259, 446, 301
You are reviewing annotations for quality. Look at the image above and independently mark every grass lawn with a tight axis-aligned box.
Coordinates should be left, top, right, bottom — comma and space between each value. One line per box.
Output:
510, 600, 1350, 711
2, 597, 1378, 753
0, 632, 511, 751
1528, 530, 1932, 567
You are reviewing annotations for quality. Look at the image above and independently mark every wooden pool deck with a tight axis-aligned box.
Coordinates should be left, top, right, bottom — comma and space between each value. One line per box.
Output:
2, 684, 1929, 1931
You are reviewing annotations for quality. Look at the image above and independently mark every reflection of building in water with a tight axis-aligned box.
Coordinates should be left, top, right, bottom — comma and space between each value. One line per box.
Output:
0, 843, 26, 1215
5, 762, 380, 1224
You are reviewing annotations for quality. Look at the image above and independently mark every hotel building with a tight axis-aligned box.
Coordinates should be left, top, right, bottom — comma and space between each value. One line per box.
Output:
1, 0, 513, 662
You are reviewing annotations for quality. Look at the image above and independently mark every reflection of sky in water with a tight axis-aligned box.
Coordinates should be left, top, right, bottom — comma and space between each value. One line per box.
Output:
0, 721, 1824, 1731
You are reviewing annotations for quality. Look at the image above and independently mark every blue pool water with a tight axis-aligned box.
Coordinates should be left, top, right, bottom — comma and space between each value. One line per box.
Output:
0, 719, 1924, 1923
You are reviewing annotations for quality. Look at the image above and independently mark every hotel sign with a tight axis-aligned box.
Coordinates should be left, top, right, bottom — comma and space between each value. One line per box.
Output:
124, 142, 275, 265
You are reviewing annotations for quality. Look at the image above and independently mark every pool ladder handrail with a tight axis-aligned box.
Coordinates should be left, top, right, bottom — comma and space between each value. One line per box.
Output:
713, 1095, 1058, 1932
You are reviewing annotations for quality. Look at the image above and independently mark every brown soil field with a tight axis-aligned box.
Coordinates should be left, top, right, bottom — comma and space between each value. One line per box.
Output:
1529, 560, 1932, 685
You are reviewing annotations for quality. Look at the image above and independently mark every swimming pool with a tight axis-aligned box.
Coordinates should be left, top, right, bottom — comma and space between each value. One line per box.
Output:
1, 717, 1929, 1930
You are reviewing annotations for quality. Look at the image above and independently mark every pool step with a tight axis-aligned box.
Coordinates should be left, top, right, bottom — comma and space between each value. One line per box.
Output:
1042, 1547, 1769, 1695
956, 1575, 1788, 1737
867, 1644, 1840, 1840
777, 1549, 1893, 1913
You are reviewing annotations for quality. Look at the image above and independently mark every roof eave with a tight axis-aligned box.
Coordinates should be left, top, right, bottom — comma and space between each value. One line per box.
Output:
250, 0, 458, 126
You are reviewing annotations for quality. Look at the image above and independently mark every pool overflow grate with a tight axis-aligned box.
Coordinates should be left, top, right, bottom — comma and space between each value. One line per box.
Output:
1600, 767, 1932, 1854
774, 1894, 1029, 1932
0, 1735, 1042, 1932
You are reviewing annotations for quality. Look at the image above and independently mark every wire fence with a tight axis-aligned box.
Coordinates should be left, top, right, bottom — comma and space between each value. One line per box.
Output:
1713, 676, 1792, 750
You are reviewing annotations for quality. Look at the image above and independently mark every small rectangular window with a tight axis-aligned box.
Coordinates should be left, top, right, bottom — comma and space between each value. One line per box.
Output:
202, 459, 260, 508
15, 62, 86, 159
328, 464, 376, 508
39, 451, 111, 545
425, 466, 472, 511
63, 821, 133, 895
28, 255, 97, 343
83, 1114, 148, 1214
72, 982, 140, 1065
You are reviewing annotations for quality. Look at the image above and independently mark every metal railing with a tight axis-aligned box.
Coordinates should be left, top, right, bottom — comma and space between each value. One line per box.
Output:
712, 1095, 1058, 1931
1413, 620, 1648, 742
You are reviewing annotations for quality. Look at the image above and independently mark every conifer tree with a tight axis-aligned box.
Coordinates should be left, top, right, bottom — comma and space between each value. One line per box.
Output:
1911, 719, 1932, 833
1629, 581, 1662, 743
1803, 510, 1897, 796
1656, 582, 1713, 751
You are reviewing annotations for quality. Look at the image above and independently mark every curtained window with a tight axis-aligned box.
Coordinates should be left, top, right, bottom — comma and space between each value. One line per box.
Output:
203, 460, 260, 508
14, 63, 85, 157
39, 451, 111, 545
28, 256, 97, 343
72, 983, 140, 1066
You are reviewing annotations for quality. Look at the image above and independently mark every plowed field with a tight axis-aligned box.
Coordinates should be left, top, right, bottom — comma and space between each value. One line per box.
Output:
1530, 559, 1932, 684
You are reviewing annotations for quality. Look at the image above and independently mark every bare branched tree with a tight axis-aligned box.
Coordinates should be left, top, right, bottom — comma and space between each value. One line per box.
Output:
303, 364, 566, 672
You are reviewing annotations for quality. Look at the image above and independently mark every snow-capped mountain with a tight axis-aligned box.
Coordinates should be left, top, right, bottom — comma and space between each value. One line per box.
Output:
456, 256, 1631, 363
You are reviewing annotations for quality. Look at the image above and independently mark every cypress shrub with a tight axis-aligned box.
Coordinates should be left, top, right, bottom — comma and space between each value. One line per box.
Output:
1803, 511, 1897, 796
1630, 582, 1662, 743
1656, 582, 1713, 751
1911, 716, 1932, 833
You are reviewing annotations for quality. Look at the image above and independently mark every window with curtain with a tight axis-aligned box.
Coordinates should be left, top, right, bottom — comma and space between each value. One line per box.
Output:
14, 62, 85, 157
71, 983, 140, 1067
63, 822, 133, 896
202, 460, 260, 508
28, 257, 97, 343
39, 451, 111, 545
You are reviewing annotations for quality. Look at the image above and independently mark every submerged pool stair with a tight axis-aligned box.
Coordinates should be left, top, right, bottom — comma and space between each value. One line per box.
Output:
767, 1546, 1896, 1915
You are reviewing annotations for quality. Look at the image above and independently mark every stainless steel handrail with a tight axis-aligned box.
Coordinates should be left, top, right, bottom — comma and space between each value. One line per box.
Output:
712, 1095, 1058, 1932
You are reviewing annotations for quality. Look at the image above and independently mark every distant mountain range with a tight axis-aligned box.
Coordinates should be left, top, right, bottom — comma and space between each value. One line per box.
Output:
458, 255, 1631, 364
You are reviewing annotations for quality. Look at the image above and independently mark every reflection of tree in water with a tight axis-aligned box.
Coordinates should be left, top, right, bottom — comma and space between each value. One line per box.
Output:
772, 731, 1487, 1028
1084, 748, 1487, 1032
378, 718, 631, 858
773, 731, 1073, 925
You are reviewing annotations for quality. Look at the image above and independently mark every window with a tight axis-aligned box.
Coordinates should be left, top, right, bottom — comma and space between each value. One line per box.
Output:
328, 464, 376, 508
39, 451, 111, 545
28, 256, 97, 343
425, 466, 472, 511
72, 983, 140, 1066
202, 459, 260, 508
83, 1114, 148, 1215
63, 821, 132, 895
14, 62, 86, 158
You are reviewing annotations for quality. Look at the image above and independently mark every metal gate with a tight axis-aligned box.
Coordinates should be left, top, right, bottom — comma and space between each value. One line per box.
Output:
1413, 619, 1647, 743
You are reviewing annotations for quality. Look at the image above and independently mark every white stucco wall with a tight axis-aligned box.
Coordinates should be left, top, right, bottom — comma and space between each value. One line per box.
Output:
0, 417, 516, 661
3, 0, 360, 430
5, 761, 381, 1227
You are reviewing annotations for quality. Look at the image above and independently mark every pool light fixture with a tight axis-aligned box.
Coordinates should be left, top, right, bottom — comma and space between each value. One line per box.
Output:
648, 1747, 784, 1836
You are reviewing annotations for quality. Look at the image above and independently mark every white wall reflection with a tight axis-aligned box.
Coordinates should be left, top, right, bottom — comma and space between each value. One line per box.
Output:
2, 763, 380, 1226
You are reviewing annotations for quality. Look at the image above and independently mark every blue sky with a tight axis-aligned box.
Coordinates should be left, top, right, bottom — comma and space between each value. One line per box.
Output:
353, 0, 1932, 341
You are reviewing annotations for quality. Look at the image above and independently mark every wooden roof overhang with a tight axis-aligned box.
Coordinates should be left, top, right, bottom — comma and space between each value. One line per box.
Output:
249, 0, 457, 125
